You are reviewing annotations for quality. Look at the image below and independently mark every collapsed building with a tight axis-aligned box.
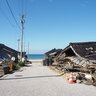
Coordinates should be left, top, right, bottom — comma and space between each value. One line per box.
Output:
0, 44, 20, 76
43, 48, 62, 66
44, 42, 96, 73
0, 44, 20, 61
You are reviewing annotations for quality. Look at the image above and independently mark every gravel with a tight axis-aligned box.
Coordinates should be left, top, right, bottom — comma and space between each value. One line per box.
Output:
0, 62, 96, 96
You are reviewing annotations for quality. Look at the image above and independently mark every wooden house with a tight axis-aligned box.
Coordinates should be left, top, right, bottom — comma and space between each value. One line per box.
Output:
0, 44, 20, 76
0, 44, 20, 62
56, 42, 96, 72
43, 48, 62, 66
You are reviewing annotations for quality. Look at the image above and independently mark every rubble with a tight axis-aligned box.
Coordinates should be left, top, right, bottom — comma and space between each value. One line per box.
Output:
66, 72, 95, 85
44, 42, 96, 72
43, 42, 96, 86
0, 44, 27, 77
43, 48, 62, 66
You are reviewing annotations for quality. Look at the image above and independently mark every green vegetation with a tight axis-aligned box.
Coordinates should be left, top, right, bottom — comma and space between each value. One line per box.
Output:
13, 62, 25, 70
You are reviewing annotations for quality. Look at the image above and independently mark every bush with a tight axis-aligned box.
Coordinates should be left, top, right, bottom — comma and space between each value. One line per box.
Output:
13, 62, 25, 70
18, 62, 25, 66
15, 64, 21, 70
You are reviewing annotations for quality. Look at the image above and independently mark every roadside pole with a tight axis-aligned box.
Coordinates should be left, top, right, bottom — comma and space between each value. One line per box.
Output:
20, 14, 25, 62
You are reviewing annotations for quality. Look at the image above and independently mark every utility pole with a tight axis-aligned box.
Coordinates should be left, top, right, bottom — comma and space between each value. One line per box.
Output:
17, 39, 20, 51
24, 41, 25, 53
28, 43, 29, 54
20, 14, 25, 62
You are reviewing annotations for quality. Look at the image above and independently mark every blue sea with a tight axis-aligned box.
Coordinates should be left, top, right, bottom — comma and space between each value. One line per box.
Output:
27, 54, 44, 60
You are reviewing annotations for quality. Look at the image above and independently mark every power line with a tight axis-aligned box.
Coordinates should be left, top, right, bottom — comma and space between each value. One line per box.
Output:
5, 0, 21, 30
0, 0, 14, 27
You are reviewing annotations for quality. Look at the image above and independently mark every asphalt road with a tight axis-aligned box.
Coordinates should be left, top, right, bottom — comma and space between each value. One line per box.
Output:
0, 62, 96, 96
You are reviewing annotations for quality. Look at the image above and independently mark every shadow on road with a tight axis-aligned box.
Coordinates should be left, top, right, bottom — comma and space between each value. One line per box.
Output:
0, 73, 64, 81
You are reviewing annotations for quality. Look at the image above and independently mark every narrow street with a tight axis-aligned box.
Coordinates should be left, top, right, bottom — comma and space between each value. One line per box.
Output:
0, 61, 96, 96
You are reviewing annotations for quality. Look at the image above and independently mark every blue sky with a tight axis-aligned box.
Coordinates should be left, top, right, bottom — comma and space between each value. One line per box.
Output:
0, 0, 96, 54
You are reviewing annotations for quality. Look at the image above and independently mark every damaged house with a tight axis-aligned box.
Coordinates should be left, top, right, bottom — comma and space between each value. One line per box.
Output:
0, 44, 19, 61
43, 42, 96, 73
43, 48, 62, 66
55, 42, 96, 72
0, 44, 20, 76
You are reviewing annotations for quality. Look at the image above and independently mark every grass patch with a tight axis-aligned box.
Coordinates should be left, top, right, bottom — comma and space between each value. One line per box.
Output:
13, 62, 25, 70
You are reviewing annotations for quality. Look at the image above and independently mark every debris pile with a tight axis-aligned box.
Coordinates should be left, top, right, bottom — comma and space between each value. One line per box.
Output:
66, 72, 96, 86
43, 48, 62, 66
44, 42, 96, 72
0, 60, 10, 77
0, 44, 27, 77
43, 42, 96, 86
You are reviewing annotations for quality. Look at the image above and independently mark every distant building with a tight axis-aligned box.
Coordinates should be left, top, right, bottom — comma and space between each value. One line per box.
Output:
43, 48, 62, 66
